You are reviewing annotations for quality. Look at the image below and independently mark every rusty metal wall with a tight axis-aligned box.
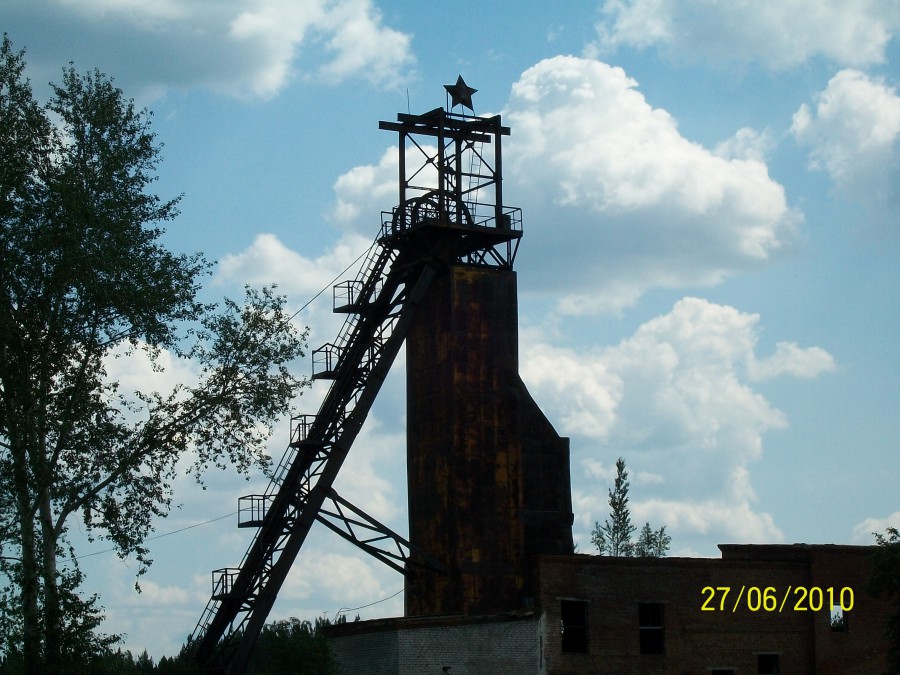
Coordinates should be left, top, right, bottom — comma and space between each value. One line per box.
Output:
405, 265, 573, 617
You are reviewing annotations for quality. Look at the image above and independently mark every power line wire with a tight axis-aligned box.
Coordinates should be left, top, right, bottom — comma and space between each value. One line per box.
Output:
285, 240, 375, 324
72, 511, 237, 561
334, 588, 403, 618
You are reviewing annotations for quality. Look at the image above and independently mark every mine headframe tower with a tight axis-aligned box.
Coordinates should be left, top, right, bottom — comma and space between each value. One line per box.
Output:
190, 80, 524, 674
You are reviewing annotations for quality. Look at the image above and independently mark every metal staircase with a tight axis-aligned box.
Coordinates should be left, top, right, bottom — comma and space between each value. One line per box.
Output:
190, 98, 521, 674
190, 230, 439, 673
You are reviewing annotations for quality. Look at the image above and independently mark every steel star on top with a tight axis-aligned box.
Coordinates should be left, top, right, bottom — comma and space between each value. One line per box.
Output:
444, 75, 477, 111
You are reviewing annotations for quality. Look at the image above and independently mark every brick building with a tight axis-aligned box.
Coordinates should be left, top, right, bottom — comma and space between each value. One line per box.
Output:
327, 543, 889, 674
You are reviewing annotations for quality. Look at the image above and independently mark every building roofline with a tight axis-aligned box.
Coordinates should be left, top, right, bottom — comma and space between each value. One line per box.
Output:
718, 542, 877, 562
323, 609, 539, 638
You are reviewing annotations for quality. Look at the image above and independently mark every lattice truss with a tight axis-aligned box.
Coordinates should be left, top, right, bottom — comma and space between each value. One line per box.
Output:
190, 102, 521, 675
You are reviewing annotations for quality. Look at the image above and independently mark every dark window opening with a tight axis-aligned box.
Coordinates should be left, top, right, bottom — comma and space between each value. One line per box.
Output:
560, 600, 588, 653
758, 653, 780, 674
638, 602, 664, 654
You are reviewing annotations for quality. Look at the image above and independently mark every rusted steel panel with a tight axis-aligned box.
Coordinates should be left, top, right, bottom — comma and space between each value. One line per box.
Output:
406, 265, 573, 617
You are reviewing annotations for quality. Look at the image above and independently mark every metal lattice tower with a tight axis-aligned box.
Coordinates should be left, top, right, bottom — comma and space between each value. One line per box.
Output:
190, 78, 526, 674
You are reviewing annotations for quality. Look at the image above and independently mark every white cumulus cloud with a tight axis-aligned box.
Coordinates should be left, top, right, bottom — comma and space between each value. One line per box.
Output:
852, 511, 900, 544
329, 144, 440, 236
715, 127, 775, 163
792, 69, 900, 215
524, 297, 835, 553
213, 231, 379, 351
748, 341, 836, 381
316, 0, 413, 87
592, 0, 900, 69
503, 56, 799, 313
6, 0, 414, 99
215, 232, 374, 298
330, 147, 403, 234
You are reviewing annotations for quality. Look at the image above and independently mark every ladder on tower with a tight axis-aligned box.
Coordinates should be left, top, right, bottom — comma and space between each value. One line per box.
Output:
462, 141, 482, 219
189, 231, 440, 674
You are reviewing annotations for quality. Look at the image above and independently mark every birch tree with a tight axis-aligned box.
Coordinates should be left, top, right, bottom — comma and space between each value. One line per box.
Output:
0, 37, 308, 673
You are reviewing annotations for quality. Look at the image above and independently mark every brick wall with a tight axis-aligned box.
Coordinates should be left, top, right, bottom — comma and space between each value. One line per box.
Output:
328, 628, 399, 675
397, 615, 541, 674
536, 546, 888, 675
328, 545, 889, 674
808, 546, 886, 674
327, 613, 542, 675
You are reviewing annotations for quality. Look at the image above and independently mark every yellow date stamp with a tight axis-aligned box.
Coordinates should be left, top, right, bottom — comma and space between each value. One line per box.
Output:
700, 586, 854, 613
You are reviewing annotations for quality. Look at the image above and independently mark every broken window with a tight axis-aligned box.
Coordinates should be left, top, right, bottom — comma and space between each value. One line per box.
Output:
638, 602, 664, 654
560, 599, 589, 653
830, 604, 848, 632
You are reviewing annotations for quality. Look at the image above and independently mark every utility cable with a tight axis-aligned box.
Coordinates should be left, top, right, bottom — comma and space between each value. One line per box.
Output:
72, 511, 238, 561
334, 588, 403, 618
285, 239, 376, 324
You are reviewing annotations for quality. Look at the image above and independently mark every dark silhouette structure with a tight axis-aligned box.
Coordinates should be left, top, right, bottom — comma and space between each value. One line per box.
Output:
190, 79, 573, 673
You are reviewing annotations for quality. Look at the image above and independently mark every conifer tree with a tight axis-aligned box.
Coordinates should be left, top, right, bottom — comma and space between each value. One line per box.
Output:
591, 457, 670, 557
634, 522, 672, 557
591, 458, 636, 556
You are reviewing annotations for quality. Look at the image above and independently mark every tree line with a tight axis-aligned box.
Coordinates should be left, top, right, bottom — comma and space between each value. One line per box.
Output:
0, 616, 345, 674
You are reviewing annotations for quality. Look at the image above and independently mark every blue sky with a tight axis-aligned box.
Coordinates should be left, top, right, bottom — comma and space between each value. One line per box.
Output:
2, 0, 898, 659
